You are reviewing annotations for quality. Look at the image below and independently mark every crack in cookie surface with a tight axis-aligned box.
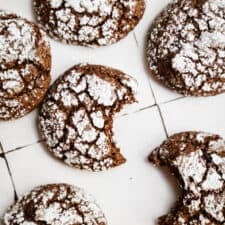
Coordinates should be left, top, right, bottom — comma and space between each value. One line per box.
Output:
147, 0, 225, 96
39, 64, 137, 171
33, 0, 145, 46
4, 183, 107, 225
149, 131, 225, 225
0, 10, 51, 120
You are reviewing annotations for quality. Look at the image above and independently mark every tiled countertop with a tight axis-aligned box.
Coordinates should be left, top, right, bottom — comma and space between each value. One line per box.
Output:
0, 1, 225, 225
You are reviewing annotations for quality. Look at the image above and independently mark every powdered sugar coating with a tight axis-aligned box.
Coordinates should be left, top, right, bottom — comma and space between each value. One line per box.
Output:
149, 131, 225, 224
0, 11, 51, 120
4, 183, 107, 225
33, 0, 145, 46
39, 64, 137, 171
147, 0, 225, 96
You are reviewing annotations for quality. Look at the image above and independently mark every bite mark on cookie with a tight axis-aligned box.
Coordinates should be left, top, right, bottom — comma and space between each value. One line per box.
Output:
39, 64, 137, 171
149, 131, 225, 225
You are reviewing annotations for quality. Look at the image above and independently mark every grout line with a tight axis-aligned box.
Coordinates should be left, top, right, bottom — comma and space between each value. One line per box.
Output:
3, 157, 18, 201
2, 93, 186, 155
119, 103, 157, 117
160, 96, 186, 105
2, 94, 185, 155
5, 139, 44, 155
148, 80, 157, 105
0, 142, 18, 201
119, 95, 185, 119
131, 20, 171, 140
147, 77, 169, 138
157, 105, 169, 138
132, 32, 139, 48
143, 67, 170, 138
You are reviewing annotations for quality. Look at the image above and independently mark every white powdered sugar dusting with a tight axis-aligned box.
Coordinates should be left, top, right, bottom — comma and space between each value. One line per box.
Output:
65, 0, 113, 15
39, 64, 137, 171
174, 149, 207, 194
147, 0, 225, 95
204, 192, 225, 222
86, 74, 117, 106
151, 131, 225, 223
201, 167, 223, 190
0, 70, 24, 95
0, 18, 36, 66
34, 0, 144, 46
0, 10, 51, 120
4, 184, 107, 225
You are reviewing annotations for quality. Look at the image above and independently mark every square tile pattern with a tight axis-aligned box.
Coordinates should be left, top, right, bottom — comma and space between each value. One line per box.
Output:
0, 0, 224, 225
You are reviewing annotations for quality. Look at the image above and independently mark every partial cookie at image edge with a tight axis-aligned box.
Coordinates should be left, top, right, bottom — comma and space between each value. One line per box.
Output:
149, 131, 225, 225
33, 0, 145, 47
4, 183, 108, 225
146, 0, 225, 96
0, 10, 51, 120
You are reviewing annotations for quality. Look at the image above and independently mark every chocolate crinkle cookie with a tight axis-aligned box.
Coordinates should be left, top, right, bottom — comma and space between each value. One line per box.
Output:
33, 0, 145, 47
149, 131, 225, 225
4, 183, 107, 225
39, 64, 137, 171
146, 0, 225, 96
0, 10, 51, 120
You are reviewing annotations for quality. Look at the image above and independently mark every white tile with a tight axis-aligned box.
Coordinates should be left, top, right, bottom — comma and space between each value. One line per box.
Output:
6, 107, 174, 225
161, 93, 225, 137
149, 78, 183, 104
0, 0, 33, 20
0, 110, 39, 152
0, 157, 14, 217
